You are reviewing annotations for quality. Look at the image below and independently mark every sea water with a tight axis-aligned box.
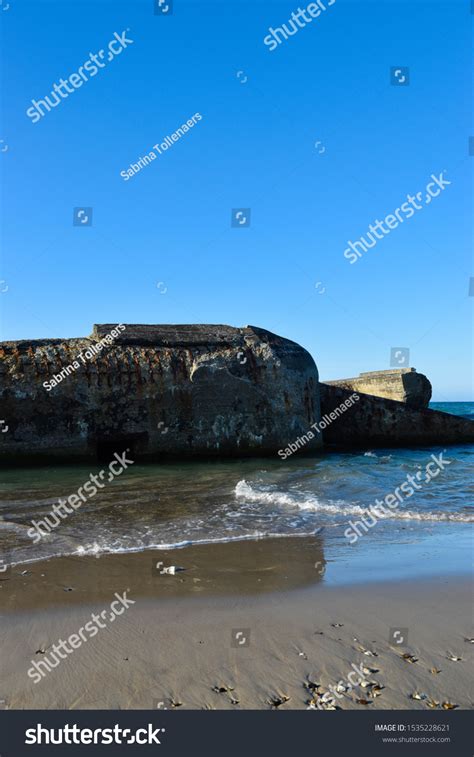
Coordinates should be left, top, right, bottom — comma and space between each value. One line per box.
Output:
0, 403, 472, 585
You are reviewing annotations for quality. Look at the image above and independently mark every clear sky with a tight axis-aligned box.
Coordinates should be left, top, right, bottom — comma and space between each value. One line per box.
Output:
1, 0, 472, 400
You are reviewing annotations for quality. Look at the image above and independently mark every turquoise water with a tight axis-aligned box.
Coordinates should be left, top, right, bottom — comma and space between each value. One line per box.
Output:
0, 403, 472, 584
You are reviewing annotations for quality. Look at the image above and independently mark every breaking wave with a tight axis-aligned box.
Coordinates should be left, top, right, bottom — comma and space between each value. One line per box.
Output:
234, 480, 474, 523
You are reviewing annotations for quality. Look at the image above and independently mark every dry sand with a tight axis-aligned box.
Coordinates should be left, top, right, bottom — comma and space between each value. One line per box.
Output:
0, 537, 472, 710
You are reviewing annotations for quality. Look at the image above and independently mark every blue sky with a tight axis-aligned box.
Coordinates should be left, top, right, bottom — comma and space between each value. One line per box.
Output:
1, 0, 472, 399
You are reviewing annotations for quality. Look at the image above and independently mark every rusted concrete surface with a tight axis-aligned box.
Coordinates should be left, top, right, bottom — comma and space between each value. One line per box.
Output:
319, 383, 474, 448
0, 324, 321, 464
324, 368, 432, 409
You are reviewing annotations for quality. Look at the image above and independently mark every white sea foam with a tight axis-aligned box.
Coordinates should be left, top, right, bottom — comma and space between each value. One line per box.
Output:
234, 480, 474, 523
3, 528, 325, 568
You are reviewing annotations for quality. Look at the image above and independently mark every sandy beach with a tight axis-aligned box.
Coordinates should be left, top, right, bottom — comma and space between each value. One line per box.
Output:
1, 538, 472, 711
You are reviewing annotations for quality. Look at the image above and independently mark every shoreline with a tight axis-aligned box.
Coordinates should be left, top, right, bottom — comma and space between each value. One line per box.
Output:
3, 520, 471, 592
1, 543, 472, 711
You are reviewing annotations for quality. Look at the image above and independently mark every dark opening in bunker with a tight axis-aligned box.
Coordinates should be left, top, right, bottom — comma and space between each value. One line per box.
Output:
95, 433, 149, 462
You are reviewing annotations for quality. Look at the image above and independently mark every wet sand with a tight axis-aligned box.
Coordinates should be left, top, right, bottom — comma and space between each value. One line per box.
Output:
0, 538, 472, 710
